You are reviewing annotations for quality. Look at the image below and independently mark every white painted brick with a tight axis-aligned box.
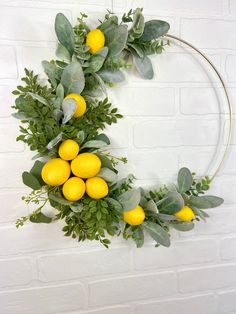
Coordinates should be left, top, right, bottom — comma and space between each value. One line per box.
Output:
0, 189, 29, 223
218, 290, 236, 313
0, 46, 17, 79
229, 0, 236, 14
178, 264, 236, 293
220, 237, 236, 261
226, 55, 236, 82
0, 85, 16, 117
133, 119, 219, 148
38, 248, 130, 282
105, 118, 130, 148
135, 294, 217, 314
221, 146, 236, 175
0, 122, 24, 152
0, 257, 34, 288
0, 7, 71, 42
109, 87, 175, 116
0, 283, 85, 314
181, 19, 236, 49
219, 178, 236, 204
89, 272, 177, 306
55, 306, 131, 314
134, 239, 218, 270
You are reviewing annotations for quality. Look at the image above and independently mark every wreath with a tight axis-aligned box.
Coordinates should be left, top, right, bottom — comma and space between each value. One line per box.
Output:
13, 8, 224, 248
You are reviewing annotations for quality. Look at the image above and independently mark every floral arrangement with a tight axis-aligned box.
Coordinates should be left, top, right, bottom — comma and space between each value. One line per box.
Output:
13, 8, 223, 248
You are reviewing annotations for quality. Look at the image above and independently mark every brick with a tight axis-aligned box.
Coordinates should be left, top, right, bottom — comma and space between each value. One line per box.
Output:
221, 146, 236, 175
226, 55, 236, 82
135, 294, 216, 314
51, 306, 131, 314
133, 119, 219, 148
38, 248, 130, 282
0, 7, 71, 42
0, 121, 24, 152
229, 0, 236, 14
0, 189, 29, 223
89, 272, 177, 306
178, 264, 236, 293
109, 87, 175, 116
181, 19, 236, 49
0, 85, 16, 117
218, 290, 236, 313
220, 237, 236, 261
0, 257, 34, 288
105, 118, 130, 148
0, 283, 85, 314
219, 178, 236, 204
0, 46, 17, 78
134, 239, 218, 270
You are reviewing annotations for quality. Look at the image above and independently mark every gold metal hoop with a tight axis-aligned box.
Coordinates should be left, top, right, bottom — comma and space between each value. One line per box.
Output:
165, 34, 233, 181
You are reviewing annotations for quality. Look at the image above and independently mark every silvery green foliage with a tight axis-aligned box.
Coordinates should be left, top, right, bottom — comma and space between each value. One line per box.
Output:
61, 58, 85, 94
55, 13, 75, 56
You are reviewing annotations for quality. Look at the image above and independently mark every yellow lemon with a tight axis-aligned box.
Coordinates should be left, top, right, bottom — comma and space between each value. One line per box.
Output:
41, 158, 71, 186
71, 153, 101, 178
64, 94, 86, 118
175, 206, 195, 222
86, 177, 109, 199
62, 177, 85, 201
123, 205, 145, 226
86, 29, 105, 54
58, 139, 79, 161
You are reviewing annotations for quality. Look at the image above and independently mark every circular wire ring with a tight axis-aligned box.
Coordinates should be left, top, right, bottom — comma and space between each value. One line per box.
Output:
165, 34, 233, 181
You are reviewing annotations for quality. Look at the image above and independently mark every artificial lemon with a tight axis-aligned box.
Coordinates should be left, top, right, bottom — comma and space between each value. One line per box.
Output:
85, 177, 108, 199
58, 139, 79, 161
123, 205, 145, 226
71, 153, 101, 178
175, 206, 195, 222
62, 177, 85, 201
41, 158, 70, 186
64, 93, 86, 118
86, 29, 105, 54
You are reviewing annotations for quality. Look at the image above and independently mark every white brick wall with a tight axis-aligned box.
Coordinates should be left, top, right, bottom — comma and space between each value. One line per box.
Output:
0, 0, 235, 313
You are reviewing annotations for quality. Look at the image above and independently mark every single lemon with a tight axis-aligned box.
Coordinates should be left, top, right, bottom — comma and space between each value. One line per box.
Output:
64, 93, 86, 118
71, 153, 101, 178
58, 139, 79, 161
41, 158, 71, 186
62, 177, 85, 201
123, 205, 145, 226
86, 177, 109, 199
86, 29, 105, 54
175, 206, 195, 222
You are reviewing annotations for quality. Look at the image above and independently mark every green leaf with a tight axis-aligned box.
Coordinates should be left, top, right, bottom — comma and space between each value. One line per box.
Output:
118, 189, 141, 212
77, 130, 85, 143
46, 133, 62, 150
170, 222, 194, 231
99, 15, 119, 32
55, 13, 75, 55
85, 54, 106, 73
146, 200, 158, 213
143, 221, 170, 247
48, 193, 73, 206
105, 24, 128, 57
159, 191, 184, 215
95, 154, 115, 172
133, 55, 154, 80
61, 58, 85, 94
139, 20, 170, 42
30, 160, 45, 186
188, 195, 224, 209
62, 98, 77, 124
98, 167, 117, 182
42, 61, 62, 88
128, 8, 145, 41
94, 133, 110, 145
22, 172, 42, 190
30, 212, 52, 224
128, 43, 144, 58
56, 83, 64, 100
56, 43, 71, 63
106, 197, 123, 213
132, 226, 144, 248
177, 167, 193, 194
81, 140, 108, 149
98, 69, 125, 83
27, 92, 49, 107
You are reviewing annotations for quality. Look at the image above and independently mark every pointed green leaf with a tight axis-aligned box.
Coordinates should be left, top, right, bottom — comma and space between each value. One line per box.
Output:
55, 13, 75, 55
188, 195, 224, 209
61, 59, 85, 94
105, 24, 128, 57
62, 98, 76, 124
170, 222, 194, 231
22, 172, 42, 190
46, 133, 62, 150
30, 160, 45, 186
98, 167, 117, 182
118, 189, 141, 212
30, 212, 52, 224
133, 55, 154, 79
140, 20, 170, 42
56, 43, 71, 63
178, 167, 193, 194
132, 226, 144, 248
159, 191, 184, 215
143, 221, 170, 247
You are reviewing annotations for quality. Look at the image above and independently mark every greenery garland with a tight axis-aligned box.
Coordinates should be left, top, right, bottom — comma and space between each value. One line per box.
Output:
13, 8, 224, 248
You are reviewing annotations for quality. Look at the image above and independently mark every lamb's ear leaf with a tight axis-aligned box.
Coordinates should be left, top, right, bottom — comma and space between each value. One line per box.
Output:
177, 167, 193, 194
188, 195, 224, 209
118, 189, 141, 212
139, 20, 170, 42
133, 55, 154, 80
61, 59, 85, 94
143, 221, 171, 247
55, 13, 75, 55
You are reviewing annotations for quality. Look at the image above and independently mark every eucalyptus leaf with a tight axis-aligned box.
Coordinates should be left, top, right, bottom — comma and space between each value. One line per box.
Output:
56, 43, 71, 63
81, 140, 108, 149
170, 222, 195, 232
133, 55, 154, 80
46, 133, 62, 150
98, 167, 117, 182
105, 24, 128, 57
22, 172, 42, 190
55, 13, 75, 55
177, 167, 193, 194
118, 189, 141, 212
61, 59, 85, 94
159, 191, 184, 215
139, 20, 170, 42
143, 221, 170, 247
188, 195, 224, 209
62, 98, 77, 124
30, 212, 52, 224
133, 226, 144, 248
98, 69, 125, 83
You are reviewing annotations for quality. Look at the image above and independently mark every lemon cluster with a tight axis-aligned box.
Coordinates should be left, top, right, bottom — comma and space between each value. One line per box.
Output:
41, 139, 109, 202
